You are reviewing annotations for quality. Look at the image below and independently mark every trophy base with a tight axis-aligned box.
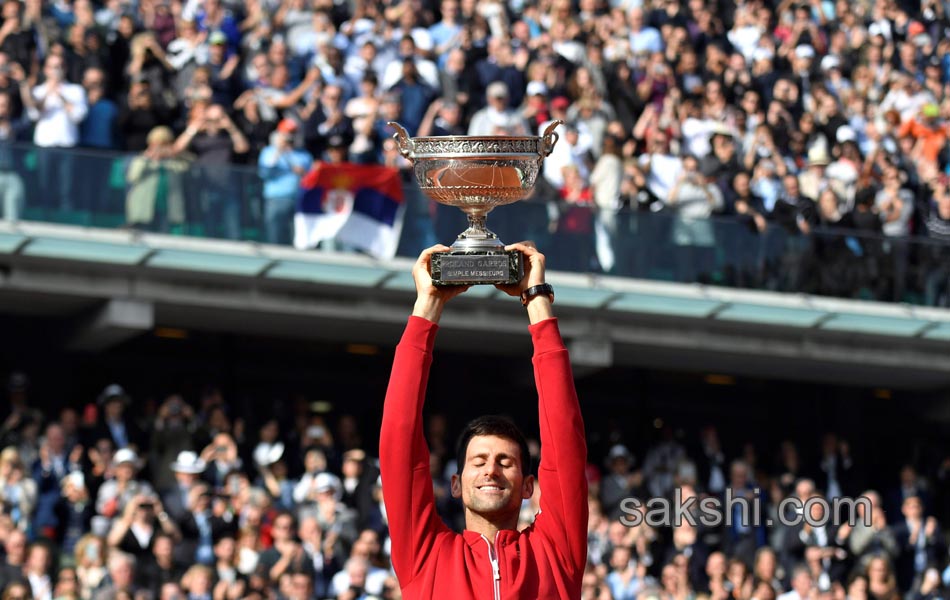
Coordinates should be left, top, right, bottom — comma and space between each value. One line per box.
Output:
431, 249, 523, 286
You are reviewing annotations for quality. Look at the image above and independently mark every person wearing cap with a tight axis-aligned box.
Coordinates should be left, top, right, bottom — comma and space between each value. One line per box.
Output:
467, 80, 529, 136
258, 118, 312, 245
92, 384, 143, 451
162, 450, 206, 522
380, 242, 588, 599
194, 0, 239, 54
897, 102, 949, 167
600, 444, 641, 520
202, 30, 240, 106
94, 448, 155, 520
798, 146, 831, 202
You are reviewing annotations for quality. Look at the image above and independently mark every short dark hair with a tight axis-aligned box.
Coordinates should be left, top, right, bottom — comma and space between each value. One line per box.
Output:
455, 416, 530, 476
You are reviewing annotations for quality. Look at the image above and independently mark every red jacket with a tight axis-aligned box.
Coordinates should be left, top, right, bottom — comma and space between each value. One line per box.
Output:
380, 316, 588, 599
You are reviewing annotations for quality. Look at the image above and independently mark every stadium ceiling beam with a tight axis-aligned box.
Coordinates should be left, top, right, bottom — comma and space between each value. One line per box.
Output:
66, 298, 155, 352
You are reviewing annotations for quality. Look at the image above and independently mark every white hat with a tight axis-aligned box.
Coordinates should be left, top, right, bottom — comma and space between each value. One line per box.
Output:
170, 450, 206, 474
62, 471, 86, 490
314, 472, 343, 501
752, 47, 774, 63
526, 81, 548, 97
113, 448, 142, 469
794, 44, 815, 59
253, 442, 285, 467
607, 444, 633, 463
820, 55, 841, 71
836, 125, 857, 143
807, 146, 831, 166
486, 81, 509, 99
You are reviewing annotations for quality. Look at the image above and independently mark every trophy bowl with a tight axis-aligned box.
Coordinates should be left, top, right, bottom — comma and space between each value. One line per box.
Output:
389, 120, 561, 285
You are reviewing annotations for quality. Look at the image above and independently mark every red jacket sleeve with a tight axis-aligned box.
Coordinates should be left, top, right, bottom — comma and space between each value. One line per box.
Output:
379, 316, 451, 587
530, 318, 589, 576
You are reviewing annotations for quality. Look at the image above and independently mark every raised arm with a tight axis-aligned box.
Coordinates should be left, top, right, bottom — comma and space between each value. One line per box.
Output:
379, 245, 469, 585
497, 242, 589, 575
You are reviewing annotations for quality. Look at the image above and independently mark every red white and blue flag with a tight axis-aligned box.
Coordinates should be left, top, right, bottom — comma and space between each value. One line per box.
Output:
294, 163, 405, 259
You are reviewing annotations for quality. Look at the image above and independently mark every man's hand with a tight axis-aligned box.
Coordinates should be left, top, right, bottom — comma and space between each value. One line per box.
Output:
495, 241, 546, 296
495, 242, 553, 323
411, 245, 469, 324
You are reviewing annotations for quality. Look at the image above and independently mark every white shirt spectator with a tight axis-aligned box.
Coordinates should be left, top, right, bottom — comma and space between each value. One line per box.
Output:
638, 153, 682, 202
681, 118, 717, 158
328, 564, 389, 597
382, 57, 440, 91
30, 82, 88, 147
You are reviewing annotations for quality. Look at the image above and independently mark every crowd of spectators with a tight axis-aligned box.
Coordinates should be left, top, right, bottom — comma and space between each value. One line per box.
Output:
3, 0, 950, 299
2, 371, 950, 600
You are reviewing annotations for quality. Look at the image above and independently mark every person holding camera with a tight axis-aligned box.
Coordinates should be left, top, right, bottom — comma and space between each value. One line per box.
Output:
198, 432, 242, 490
106, 492, 181, 559
258, 118, 312, 245
173, 102, 249, 239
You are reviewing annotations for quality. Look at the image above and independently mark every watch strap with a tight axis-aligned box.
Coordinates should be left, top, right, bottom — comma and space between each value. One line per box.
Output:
521, 283, 554, 306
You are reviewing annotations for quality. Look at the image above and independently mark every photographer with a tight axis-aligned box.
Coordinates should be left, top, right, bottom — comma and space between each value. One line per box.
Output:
257, 118, 312, 245
118, 78, 172, 153
150, 395, 200, 494
173, 103, 249, 240
199, 432, 242, 490
106, 493, 181, 558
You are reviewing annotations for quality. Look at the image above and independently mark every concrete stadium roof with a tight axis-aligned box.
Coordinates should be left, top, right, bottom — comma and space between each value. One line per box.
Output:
1, 221, 950, 390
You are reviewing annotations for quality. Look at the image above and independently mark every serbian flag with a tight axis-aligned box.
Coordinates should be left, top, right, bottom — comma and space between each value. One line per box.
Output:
294, 163, 405, 259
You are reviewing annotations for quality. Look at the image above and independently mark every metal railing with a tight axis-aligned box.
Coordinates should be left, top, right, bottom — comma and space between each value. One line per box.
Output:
3, 143, 950, 307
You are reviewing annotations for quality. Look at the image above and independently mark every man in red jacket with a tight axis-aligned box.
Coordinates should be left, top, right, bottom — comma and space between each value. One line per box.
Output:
379, 241, 589, 599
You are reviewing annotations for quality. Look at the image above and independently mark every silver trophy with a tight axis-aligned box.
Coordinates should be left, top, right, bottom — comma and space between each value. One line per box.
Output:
389, 121, 561, 285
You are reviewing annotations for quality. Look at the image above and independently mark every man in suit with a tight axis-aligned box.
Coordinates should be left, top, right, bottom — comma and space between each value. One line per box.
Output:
92, 384, 144, 451
891, 495, 944, 592
176, 483, 235, 566
783, 493, 850, 586
161, 450, 206, 523
815, 433, 854, 501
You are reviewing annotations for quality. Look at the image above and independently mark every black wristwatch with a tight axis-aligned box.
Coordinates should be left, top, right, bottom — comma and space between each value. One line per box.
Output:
521, 283, 554, 306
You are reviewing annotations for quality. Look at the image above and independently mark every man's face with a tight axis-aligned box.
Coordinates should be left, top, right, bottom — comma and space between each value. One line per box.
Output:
44, 56, 64, 81
902, 496, 923, 520
451, 435, 533, 518
2, 1, 18, 22
272, 515, 294, 542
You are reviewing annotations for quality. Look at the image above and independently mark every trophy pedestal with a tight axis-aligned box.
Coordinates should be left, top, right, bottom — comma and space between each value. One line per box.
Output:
430, 249, 523, 286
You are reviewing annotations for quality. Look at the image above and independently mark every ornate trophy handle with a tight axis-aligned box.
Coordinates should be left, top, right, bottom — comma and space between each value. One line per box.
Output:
387, 122, 414, 158
541, 119, 563, 157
